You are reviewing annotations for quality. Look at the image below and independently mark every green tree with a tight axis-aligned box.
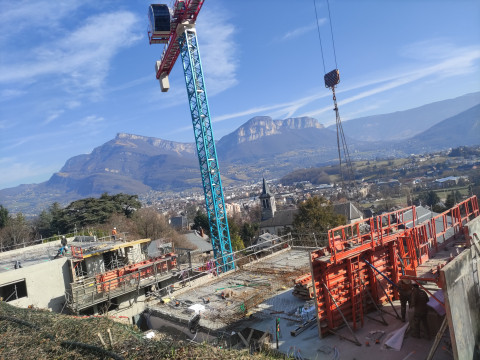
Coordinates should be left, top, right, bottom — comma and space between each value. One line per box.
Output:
293, 196, 345, 247
192, 210, 210, 236
32, 209, 54, 238
0, 205, 9, 228
445, 192, 455, 209
227, 217, 245, 251
240, 222, 259, 247
230, 233, 245, 251
49, 202, 66, 235
419, 191, 440, 207
59, 193, 141, 232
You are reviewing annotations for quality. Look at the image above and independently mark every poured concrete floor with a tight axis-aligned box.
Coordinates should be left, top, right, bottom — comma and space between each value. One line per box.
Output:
146, 248, 453, 360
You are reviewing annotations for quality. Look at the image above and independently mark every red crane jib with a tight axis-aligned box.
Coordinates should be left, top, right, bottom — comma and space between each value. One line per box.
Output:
155, 0, 205, 79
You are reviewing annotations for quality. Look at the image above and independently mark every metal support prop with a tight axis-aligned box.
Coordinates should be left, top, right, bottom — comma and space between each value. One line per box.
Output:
370, 268, 401, 319
363, 258, 399, 290
360, 278, 387, 325
178, 28, 234, 272
322, 283, 361, 346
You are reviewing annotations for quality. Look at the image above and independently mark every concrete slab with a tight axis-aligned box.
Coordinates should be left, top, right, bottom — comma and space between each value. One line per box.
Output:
245, 290, 452, 360
146, 248, 454, 360
146, 249, 311, 330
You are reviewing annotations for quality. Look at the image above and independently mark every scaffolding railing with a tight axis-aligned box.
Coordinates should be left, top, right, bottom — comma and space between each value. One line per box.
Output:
399, 195, 479, 276
327, 206, 416, 263
66, 254, 177, 313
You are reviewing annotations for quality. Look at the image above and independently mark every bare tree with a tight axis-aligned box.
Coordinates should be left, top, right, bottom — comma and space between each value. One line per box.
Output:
133, 207, 191, 250
1, 213, 32, 250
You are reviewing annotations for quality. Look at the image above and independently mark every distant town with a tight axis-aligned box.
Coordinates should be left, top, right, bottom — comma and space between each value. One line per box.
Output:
141, 146, 480, 223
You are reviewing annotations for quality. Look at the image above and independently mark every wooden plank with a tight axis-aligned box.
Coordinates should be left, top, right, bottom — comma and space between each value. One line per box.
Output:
246, 328, 254, 344
237, 332, 249, 347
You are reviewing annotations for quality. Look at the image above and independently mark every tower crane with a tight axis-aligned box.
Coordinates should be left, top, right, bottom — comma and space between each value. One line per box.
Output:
148, 1, 234, 272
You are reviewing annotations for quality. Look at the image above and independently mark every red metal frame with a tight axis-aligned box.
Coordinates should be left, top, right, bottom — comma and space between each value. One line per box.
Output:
311, 196, 479, 337
70, 246, 84, 259
95, 253, 177, 293
327, 206, 415, 263
149, 0, 205, 78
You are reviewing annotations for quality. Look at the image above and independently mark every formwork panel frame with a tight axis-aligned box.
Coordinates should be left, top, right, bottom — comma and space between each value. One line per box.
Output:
311, 196, 479, 337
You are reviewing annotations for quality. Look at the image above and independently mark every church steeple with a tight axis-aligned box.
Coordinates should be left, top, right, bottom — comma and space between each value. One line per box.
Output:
259, 178, 276, 220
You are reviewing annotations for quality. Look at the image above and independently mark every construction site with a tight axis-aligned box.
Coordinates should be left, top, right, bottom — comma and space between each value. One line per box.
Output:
1, 1, 480, 359
1, 195, 479, 359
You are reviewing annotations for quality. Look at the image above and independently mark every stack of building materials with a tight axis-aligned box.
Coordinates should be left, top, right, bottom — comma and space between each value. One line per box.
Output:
292, 273, 313, 300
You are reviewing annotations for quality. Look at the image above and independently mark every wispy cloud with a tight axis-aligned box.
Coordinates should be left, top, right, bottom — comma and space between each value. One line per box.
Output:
107, 75, 152, 93
0, 11, 142, 97
75, 115, 105, 127
43, 110, 65, 125
0, 158, 59, 189
0, 1, 87, 42
197, 7, 238, 95
0, 120, 10, 130
280, 19, 327, 41
66, 100, 82, 109
215, 41, 480, 125
0, 88, 28, 101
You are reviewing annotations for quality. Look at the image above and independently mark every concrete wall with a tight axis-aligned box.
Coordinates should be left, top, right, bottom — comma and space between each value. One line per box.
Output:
85, 255, 105, 276
0, 257, 70, 312
95, 290, 148, 324
126, 244, 145, 264
441, 216, 480, 360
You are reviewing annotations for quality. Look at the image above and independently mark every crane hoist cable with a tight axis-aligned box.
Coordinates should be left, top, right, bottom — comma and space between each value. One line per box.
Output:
313, 0, 356, 196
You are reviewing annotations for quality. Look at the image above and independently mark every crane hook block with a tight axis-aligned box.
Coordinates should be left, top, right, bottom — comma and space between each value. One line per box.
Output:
324, 69, 340, 89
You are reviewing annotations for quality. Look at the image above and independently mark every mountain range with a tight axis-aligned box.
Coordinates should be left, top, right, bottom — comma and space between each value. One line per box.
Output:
1, 92, 479, 215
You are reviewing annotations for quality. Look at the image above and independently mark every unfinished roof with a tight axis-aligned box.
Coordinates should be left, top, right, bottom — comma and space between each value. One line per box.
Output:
0, 237, 152, 273
146, 248, 311, 331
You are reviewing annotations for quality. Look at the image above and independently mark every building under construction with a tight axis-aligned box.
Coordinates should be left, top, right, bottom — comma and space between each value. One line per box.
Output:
0, 196, 479, 359
141, 196, 479, 359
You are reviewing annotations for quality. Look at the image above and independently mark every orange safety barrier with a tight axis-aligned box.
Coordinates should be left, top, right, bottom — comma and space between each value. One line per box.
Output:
327, 206, 416, 263
95, 253, 177, 293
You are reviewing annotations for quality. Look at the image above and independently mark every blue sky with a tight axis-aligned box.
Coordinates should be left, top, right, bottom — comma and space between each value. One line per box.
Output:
1, 0, 479, 190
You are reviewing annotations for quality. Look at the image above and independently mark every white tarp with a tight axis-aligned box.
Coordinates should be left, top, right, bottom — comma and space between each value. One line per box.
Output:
188, 303, 205, 314
383, 323, 409, 351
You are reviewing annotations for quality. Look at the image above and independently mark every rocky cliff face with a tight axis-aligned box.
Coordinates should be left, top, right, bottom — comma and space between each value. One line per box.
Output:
233, 116, 324, 144
115, 133, 196, 154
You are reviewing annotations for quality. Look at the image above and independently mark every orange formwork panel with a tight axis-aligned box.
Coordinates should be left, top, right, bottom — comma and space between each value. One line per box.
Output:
94, 253, 177, 295
310, 196, 479, 338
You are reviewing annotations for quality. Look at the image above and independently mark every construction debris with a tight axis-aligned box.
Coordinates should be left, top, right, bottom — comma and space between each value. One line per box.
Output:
290, 318, 316, 337
292, 274, 313, 300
